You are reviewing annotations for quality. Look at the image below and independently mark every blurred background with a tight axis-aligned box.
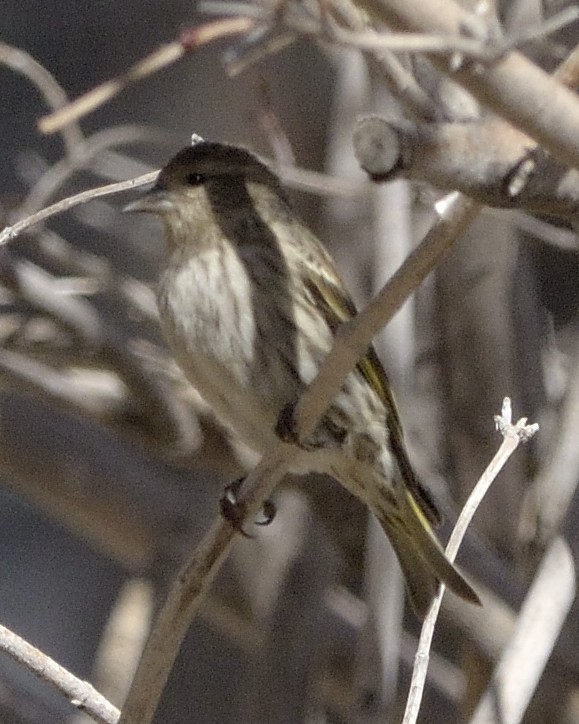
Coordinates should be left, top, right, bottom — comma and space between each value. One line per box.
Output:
0, 0, 578, 722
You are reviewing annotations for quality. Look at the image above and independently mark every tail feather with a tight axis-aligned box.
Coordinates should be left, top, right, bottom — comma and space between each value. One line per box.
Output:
383, 522, 439, 619
378, 490, 480, 619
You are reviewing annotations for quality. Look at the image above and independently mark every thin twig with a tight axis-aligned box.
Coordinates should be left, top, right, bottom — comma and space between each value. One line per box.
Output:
0, 253, 197, 451
0, 160, 359, 249
255, 77, 296, 167
19, 125, 162, 218
403, 398, 539, 724
329, 27, 498, 58
500, 7, 579, 55
0, 172, 362, 311
0, 623, 119, 724
487, 208, 579, 252
208, 1, 578, 62
277, 163, 361, 198
38, 18, 255, 135
34, 230, 160, 324
554, 42, 579, 92
0, 348, 128, 418
88, 579, 154, 711
0, 172, 158, 246
331, 0, 440, 121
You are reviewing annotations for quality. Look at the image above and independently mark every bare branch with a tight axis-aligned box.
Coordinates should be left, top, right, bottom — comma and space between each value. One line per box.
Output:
118, 443, 294, 724
403, 398, 539, 724
330, 0, 440, 121
0, 623, 119, 724
0, 348, 129, 419
38, 18, 255, 135
19, 125, 163, 218
0, 172, 158, 246
34, 230, 159, 324
356, 0, 579, 170
555, 42, 579, 92
0, 254, 198, 452
487, 208, 579, 253
354, 115, 579, 219
354, 32, 579, 229
89, 579, 154, 709
205, 1, 577, 67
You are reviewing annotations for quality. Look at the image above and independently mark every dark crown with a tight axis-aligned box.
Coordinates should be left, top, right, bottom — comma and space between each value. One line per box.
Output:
157, 142, 281, 190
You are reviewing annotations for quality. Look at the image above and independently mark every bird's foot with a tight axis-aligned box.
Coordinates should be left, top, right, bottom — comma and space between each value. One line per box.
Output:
220, 477, 277, 538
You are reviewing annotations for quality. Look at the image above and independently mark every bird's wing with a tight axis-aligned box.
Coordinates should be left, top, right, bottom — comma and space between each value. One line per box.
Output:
303, 265, 441, 527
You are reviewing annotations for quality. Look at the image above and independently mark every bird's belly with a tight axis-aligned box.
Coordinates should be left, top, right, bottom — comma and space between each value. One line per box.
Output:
177, 347, 280, 451
158, 252, 294, 451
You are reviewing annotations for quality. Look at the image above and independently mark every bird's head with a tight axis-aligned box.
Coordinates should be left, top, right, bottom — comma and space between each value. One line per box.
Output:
124, 141, 282, 217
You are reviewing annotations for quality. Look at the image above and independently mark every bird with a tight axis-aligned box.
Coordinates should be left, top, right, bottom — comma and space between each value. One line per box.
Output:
125, 139, 479, 618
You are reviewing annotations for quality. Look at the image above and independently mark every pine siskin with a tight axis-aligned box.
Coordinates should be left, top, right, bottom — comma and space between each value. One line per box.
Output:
126, 140, 479, 618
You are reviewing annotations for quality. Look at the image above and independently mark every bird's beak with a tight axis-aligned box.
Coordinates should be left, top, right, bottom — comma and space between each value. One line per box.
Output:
123, 188, 173, 215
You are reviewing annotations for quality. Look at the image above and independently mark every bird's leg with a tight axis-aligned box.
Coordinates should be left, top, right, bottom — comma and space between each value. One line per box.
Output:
220, 477, 277, 537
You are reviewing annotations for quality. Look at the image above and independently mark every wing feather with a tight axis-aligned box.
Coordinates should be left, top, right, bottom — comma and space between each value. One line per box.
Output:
303, 267, 441, 527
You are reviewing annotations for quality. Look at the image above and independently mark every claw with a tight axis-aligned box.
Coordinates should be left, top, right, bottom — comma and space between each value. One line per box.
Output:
220, 478, 253, 538
219, 478, 277, 536
256, 499, 277, 527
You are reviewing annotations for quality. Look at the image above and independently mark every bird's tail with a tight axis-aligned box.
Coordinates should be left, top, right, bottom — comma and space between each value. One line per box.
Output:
377, 489, 480, 620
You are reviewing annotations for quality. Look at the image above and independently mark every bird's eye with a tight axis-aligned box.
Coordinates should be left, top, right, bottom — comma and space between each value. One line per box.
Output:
185, 173, 205, 186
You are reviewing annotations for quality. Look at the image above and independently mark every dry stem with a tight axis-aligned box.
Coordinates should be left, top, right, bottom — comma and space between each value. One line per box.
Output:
0, 624, 119, 724
403, 398, 539, 724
